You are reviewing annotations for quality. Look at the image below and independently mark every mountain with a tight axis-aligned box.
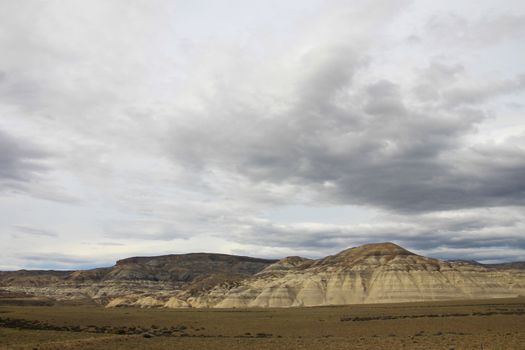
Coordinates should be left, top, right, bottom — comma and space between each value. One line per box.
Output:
0, 253, 276, 307
1, 243, 524, 308
199, 243, 525, 307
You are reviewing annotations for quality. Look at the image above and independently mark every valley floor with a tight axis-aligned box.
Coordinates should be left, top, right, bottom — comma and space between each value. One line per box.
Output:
1, 298, 524, 349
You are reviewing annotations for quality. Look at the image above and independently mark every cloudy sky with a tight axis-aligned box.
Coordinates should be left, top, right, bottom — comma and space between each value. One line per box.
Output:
1, 0, 525, 270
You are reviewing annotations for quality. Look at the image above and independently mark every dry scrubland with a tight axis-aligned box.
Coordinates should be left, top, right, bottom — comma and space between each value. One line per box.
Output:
0, 298, 524, 349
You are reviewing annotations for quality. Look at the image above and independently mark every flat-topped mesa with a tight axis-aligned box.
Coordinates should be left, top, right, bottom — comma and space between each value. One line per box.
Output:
109, 253, 277, 282
115, 253, 276, 266
313, 242, 417, 268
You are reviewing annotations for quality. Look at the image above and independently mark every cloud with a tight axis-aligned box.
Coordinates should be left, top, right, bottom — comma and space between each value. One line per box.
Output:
93, 242, 125, 246
165, 47, 525, 213
20, 254, 94, 265
225, 207, 525, 261
15, 252, 114, 270
0, 128, 48, 190
105, 219, 188, 241
442, 74, 525, 107
1, 1, 525, 268
425, 13, 525, 48
12, 224, 57, 237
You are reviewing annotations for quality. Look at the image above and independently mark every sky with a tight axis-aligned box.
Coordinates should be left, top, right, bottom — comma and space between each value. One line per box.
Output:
1, 0, 525, 270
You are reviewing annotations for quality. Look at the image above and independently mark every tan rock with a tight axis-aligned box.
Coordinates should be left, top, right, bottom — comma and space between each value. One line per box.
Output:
3, 243, 525, 309
134, 296, 164, 308
164, 297, 191, 308
105, 296, 135, 308
210, 243, 525, 307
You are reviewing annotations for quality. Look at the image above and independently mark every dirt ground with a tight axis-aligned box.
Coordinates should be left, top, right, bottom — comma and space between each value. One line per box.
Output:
1, 297, 524, 349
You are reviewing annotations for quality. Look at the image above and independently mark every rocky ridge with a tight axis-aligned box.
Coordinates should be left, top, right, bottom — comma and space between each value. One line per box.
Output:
0, 253, 276, 307
1, 243, 524, 308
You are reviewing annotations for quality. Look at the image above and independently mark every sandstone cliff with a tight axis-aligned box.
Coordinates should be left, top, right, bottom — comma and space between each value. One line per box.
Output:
202, 243, 525, 308
1, 243, 524, 308
0, 253, 276, 305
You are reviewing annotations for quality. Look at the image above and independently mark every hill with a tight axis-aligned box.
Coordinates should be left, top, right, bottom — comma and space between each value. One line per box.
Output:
1, 243, 524, 308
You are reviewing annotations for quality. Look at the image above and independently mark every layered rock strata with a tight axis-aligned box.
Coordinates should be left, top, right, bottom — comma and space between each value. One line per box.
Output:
1, 243, 524, 308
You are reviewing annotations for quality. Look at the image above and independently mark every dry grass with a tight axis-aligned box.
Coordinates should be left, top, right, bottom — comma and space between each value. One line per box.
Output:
1, 297, 524, 349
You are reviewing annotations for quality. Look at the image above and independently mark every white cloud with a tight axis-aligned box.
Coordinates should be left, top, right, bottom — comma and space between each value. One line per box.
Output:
0, 0, 524, 269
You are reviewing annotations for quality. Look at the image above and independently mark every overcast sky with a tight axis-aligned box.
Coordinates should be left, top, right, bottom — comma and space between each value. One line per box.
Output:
1, 0, 525, 270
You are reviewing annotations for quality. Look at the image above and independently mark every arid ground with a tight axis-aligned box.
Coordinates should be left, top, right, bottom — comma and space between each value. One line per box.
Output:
1, 297, 524, 349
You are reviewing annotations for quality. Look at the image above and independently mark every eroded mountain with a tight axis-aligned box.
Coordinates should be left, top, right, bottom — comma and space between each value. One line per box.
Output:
1, 243, 524, 308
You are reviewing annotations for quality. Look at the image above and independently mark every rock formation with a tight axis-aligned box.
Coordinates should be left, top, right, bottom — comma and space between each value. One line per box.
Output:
1, 243, 524, 308
206, 243, 525, 307
0, 253, 276, 306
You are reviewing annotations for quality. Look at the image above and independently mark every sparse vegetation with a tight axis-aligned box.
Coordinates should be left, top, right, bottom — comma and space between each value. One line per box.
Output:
0, 297, 524, 349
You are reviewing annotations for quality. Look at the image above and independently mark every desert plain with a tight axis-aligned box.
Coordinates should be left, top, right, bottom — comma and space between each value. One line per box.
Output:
1, 297, 524, 350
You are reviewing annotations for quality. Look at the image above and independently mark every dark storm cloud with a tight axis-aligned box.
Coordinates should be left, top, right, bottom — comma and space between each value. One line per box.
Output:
331, 140, 525, 212
0, 128, 48, 189
167, 45, 525, 213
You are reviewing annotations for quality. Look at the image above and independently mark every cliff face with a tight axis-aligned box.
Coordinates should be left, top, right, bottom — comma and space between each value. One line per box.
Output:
108, 253, 276, 282
0, 253, 277, 306
0, 253, 275, 284
1, 243, 524, 308
192, 243, 525, 308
